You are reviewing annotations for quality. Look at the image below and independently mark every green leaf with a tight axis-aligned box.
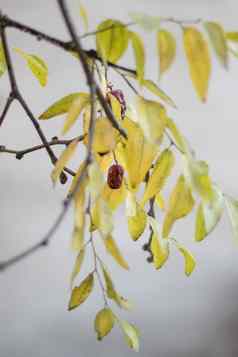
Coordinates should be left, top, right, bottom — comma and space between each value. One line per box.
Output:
39, 93, 86, 119
129, 12, 160, 32
62, 93, 90, 135
225, 196, 238, 243
15, 48, 48, 87
96, 19, 129, 63
0, 41, 6, 77
195, 185, 224, 242
226, 32, 238, 42
157, 29, 176, 76
95, 308, 115, 340
68, 273, 94, 311
162, 175, 195, 238
142, 79, 177, 108
204, 22, 228, 69
129, 31, 145, 84
141, 149, 175, 205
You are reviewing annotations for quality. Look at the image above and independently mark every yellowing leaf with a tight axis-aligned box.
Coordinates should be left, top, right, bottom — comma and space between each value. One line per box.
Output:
129, 31, 145, 84
129, 12, 160, 32
166, 117, 187, 153
102, 266, 131, 310
39, 93, 85, 119
204, 22, 228, 68
102, 182, 126, 211
157, 29, 176, 76
155, 193, 165, 210
183, 27, 211, 101
103, 235, 129, 270
51, 139, 78, 185
195, 185, 224, 242
173, 240, 196, 276
88, 160, 105, 202
70, 249, 85, 289
117, 319, 140, 352
162, 175, 195, 238
96, 19, 129, 63
15, 48, 48, 87
128, 202, 147, 241
68, 273, 94, 311
226, 32, 238, 42
225, 196, 238, 243
0, 41, 6, 77
141, 149, 175, 205
142, 79, 177, 108
95, 308, 115, 340
108, 93, 122, 121
62, 93, 90, 135
79, 2, 89, 31
91, 198, 113, 237
134, 96, 167, 144
151, 232, 169, 270
118, 117, 157, 190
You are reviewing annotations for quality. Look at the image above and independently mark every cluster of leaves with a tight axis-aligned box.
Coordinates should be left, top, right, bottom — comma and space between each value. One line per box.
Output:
2, 5, 238, 352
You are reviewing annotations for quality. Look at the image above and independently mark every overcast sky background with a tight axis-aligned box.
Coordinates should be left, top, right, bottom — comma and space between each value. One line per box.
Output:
1, 1, 238, 356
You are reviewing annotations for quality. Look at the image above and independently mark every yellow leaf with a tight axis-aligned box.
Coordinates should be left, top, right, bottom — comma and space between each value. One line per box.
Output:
95, 308, 115, 340
103, 235, 129, 270
0, 41, 6, 77
204, 22, 228, 68
225, 196, 238, 244
117, 319, 140, 352
68, 273, 94, 311
183, 27, 211, 101
102, 182, 126, 210
96, 19, 129, 63
51, 139, 78, 185
88, 160, 105, 202
162, 175, 195, 238
107, 93, 122, 120
39, 93, 86, 119
151, 233, 169, 270
166, 117, 187, 153
141, 149, 175, 205
128, 202, 147, 241
226, 32, 238, 42
102, 266, 131, 310
129, 31, 145, 84
155, 193, 165, 211
195, 185, 224, 242
173, 240, 196, 276
118, 117, 157, 190
142, 79, 177, 108
15, 48, 48, 87
62, 93, 90, 135
70, 249, 85, 289
134, 96, 167, 144
157, 29, 176, 76
91, 198, 113, 237
79, 2, 89, 31
95, 152, 114, 173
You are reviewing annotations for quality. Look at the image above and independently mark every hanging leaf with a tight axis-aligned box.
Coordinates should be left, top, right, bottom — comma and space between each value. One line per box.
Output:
141, 149, 175, 205
62, 93, 90, 135
96, 19, 129, 63
91, 198, 114, 237
173, 240, 196, 276
142, 79, 177, 108
204, 22, 228, 68
129, 12, 160, 32
226, 32, 238, 42
134, 96, 167, 144
195, 185, 224, 242
88, 160, 105, 202
51, 139, 78, 185
225, 196, 238, 243
102, 182, 126, 211
166, 117, 187, 153
127, 201, 147, 241
103, 235, 129, 270
15, 48, 48, 87
95, 308, 115, 340
39, 93, 86, 119
117, 318, 140, 352
68, 273, 94, 311
70, 249, 85, 289
155, 193, 165, 211
0, 41, 6, 77
149, 216, 169, 269
183, 27, 211, 101
129, 31, 145, 84
162, 175, 195, 238
157, 29, 176, 76
79, 2, 89, 31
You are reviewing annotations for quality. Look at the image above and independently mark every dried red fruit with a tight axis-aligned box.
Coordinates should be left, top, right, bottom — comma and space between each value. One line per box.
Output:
107, 164, 124, 189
